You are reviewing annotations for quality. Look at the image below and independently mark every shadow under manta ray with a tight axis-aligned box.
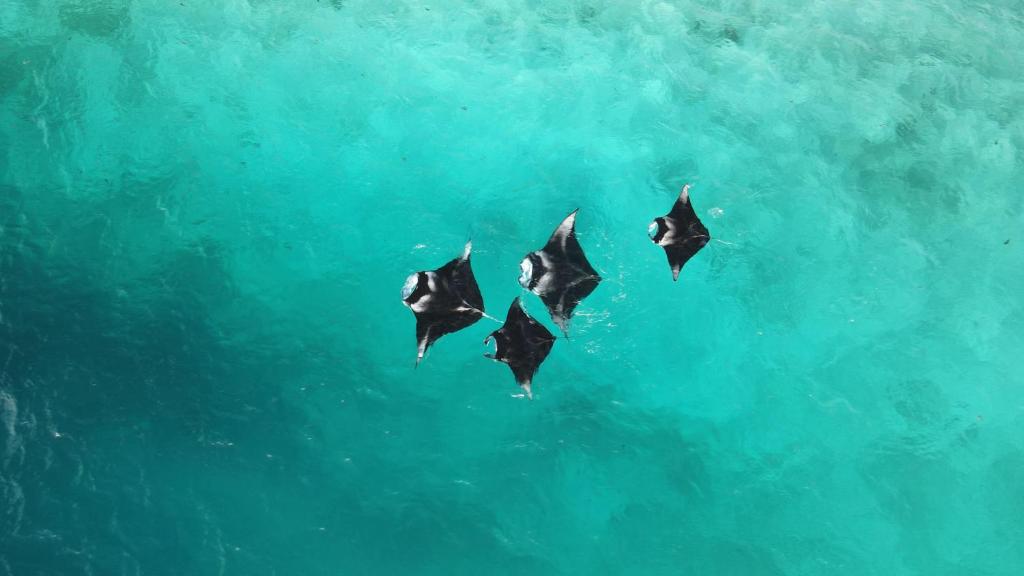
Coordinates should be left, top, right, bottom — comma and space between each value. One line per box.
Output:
648, 184, 711, 281
518, 209, 601, 336
484, 297, 555, 399
402, 241, 484, 365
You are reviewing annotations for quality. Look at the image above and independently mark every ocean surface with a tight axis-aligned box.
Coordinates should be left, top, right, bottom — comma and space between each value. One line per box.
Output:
2, 1, 1023, 574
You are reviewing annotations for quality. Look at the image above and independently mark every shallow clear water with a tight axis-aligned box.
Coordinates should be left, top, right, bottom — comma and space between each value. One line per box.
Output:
2, 1, 1023, 574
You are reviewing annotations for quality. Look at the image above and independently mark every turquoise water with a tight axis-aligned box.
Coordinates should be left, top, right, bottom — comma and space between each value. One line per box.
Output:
2, 0, 1023, 574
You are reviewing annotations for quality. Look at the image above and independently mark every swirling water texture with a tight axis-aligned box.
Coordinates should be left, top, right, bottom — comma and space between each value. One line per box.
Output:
1, 1, 1023, 574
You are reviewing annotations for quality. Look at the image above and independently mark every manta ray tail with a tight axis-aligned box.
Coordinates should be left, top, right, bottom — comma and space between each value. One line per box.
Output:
479, 311, 502, 323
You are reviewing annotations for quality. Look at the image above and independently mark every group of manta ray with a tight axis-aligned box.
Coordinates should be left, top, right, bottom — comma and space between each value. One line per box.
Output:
401, 184, 711, 399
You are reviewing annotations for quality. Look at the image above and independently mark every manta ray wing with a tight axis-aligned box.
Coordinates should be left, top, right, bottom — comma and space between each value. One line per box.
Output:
542, 210, 600, 278
663, 240, 707, 281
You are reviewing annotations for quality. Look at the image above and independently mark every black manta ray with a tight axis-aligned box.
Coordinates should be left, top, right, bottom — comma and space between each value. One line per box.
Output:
518, 210, 601, 335
401, 242, 484, 365
484, 298, 556, 399
648, 184, 711, 280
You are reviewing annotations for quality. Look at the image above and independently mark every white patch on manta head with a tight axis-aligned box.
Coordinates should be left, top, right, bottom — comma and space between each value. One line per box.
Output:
406, 271, 439, 313
401, 273, 418, 302
518, 257, 533, 289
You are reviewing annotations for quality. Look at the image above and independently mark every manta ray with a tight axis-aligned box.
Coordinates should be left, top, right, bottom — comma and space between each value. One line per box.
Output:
401, 242, 484, 365
518, 210, 601, 335
648, 184, 710, 280
484, 298, 556, 399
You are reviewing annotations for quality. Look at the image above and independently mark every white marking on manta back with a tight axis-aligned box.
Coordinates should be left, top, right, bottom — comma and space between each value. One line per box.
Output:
658, 219, 680, 246
533, 251, 556, 294
410, 294, 433, 313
